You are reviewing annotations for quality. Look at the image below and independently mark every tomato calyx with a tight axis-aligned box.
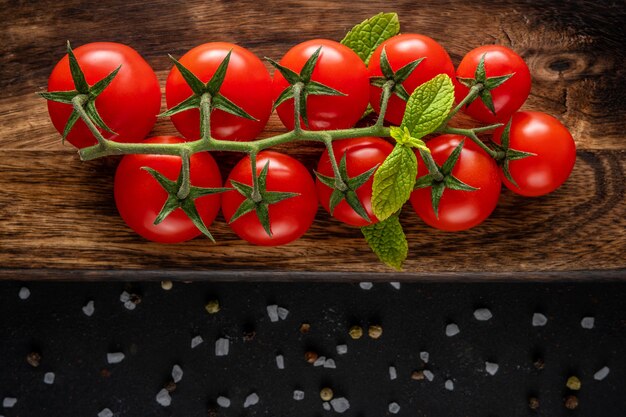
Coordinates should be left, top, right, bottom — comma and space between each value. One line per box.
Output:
228, 161, 299, 237
369, 46, 424, 103
456, 54, 515, 116
267, 47, 346, 127
39, 41, 120, 142
141, 155, 229, 242
315, 153, 377, 223
160, 51, 257, 130
490, 119, 536, 188
414, 140, 478, 218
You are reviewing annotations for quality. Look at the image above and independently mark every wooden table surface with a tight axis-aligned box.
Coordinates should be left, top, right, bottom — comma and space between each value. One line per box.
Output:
0, 0, 624, 280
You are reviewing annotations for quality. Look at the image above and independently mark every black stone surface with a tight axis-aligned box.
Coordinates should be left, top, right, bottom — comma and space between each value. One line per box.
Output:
1, 281, 624, 417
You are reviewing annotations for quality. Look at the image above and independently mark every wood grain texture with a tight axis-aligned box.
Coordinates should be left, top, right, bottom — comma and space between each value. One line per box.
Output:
0, 0, 624, 280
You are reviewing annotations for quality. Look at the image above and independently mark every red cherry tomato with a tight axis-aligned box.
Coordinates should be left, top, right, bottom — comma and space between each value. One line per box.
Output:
47, 42, 161, 149
272, 39, 369, 131
368, 34, 457, 125
410, 135, 501, 231
456, 45, 531, 123
114, 136, 222, 243
493, 111, 576, 196
166, 42, 272, 141
222, 151, 318, 246
316, 137, 393, 227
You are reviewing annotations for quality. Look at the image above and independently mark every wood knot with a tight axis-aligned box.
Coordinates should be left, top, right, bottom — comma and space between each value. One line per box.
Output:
530, 53, 601, 82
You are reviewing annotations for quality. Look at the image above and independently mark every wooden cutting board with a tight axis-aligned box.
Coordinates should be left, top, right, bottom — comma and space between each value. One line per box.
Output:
1, 0, 624, 280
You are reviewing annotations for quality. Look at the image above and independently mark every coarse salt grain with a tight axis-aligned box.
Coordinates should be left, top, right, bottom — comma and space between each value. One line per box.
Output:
330, 397, 350, 413
389, 366, 397, 380
266, 305, 279, 322
359, 282, 373, 290
474, 308, 493, 321
123, 300, 136, 310
3, 397, 17, 408
215, 338, 229, 356
532, 313, 548, 327
581, 317, 595, 329
324, 358, 336, 369
322, 402, 331, 411
107, 352, 125, 364
43, 372, 55, 385
336, 344, 348, 355
420, 351, 429, 363
18, 287, 30, 300
171, 364, 183, 383
119, 291, 130, 303
388, 402, 401, 414
594, 366, 610, 381
217, 396, 230, 408
82, 300, 95, 317
445, 379, 454, 391
276, 354, 285, 369
277, 307, 289, 320
156, 389, 171, 407
390, 282, 401, 290
445, 323, 460, 337
485, 362, 499, 375
293, 390, 305, 401
423, 370, 434, 381
191, 335, 203, 349
243, 393, 259, 408
313, 356, 326, 367
97, 408, 113, 417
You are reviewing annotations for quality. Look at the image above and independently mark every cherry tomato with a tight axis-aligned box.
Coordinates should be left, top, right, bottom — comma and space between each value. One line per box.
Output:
114, 136, 222, 243
410, 135, 501, 231
368, 34, 457, 125
272, 39, 369, 131
222, 151, 318, 246
493, 111, 576, 196
166, 42, 272, 141
456, 45, 531, 123
316, 137, 393, 227
47, 42, 161, 149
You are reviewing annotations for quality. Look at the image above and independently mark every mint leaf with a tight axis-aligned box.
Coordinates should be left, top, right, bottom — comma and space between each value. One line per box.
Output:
401, 73, 455, 139
371, 143, 417, 221
340, 12, 400, 64
361, 214, 408, 270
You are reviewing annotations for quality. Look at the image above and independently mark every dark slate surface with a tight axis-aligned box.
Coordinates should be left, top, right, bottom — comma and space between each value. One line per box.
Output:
1, 281, 624, 416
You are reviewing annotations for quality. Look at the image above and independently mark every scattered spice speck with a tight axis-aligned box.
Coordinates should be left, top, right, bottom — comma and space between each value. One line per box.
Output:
216, 396, 230, 408
299, 323, 311, 334
160, 280, 173, 290
171, 364, 183, 383
566, 376, 581, 390
411, 370, 424, 380
43, 372, 55, 385
336, 344, 348, 355
349, 325, 363, 340
164, 381, 177, 393
533, 357, 545, 370
564, 395, 579, 410
293, 390, 305, 401
304, 351, 318, 364
97, 408, 113, 417
215, 338, 229, 356
330, 397, 350, 413
581, 316, 595, 329
106, 352, 125, 364
445, 323, 460, 337
444, 379, 454, 391
82, 300, 95, 317
26, 351, 41, 367
368, 324, 383, 339
191, 335, 203, 349
474, 308, 493, 321
243, 392, 259, 408
276, 354, 285, 369
485, 361, 499, 376
594, 366, 610, 381
359, 282, 373, 290
156, 388, 171, 407
205, 300, 220, 314
320, 387, 334, 401
18, 287, 30, 300
532, 313, 548, 327
528, 396, 540, 411
389, 366, 397, 380
388, 402, 401, 414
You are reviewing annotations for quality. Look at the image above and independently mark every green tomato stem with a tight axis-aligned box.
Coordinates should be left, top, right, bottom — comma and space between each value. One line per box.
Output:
322, 134, 348, 192
375, 81, 394, 127
200, 92, 212, 142
72, 94, 106, 148
249, 150, 262, 203
176, 149, 191, 200
292, 82, 304, 134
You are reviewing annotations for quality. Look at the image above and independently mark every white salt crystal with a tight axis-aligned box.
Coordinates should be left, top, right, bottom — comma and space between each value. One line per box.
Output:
445, 379, 454, 391
171, 364, 183, 383
330, 397, 350, 413
389, 366, 397, 380
485, 362, 499, 375
594, 366, 610, 381
107, 352, 125, 364
217, 396, 230, 408
276, 354, 285, 369
446, 323, 460, 337
313, 356, 326, 367
191, 335, 203, 349
266, 305, 279, 322
97, 408, 113, 417
420, 351, 429, 363
532, 313, 548, 327
277, 307, 289, 320
98, 408, 113, 417
322, 402, 331, 411
3, 397, 17, 408
123, 300, 136, 310
388, 402, 401, 414
474, 308, 493, 321
82, 300, 95, 317
359, 282, 373, 290
119, 291, 130, 302
156, 389, 171, 407
581, 317, 595, 329
243, 393, 259, 408
324, 358, 336, 369
390, 282, 401, 290
215, 338, 229, 356
293, 390, 305, 401
423, 370, 434, 381
18, 287, 30, 300
43, 372, 55, 385
336, 344, 348, 355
